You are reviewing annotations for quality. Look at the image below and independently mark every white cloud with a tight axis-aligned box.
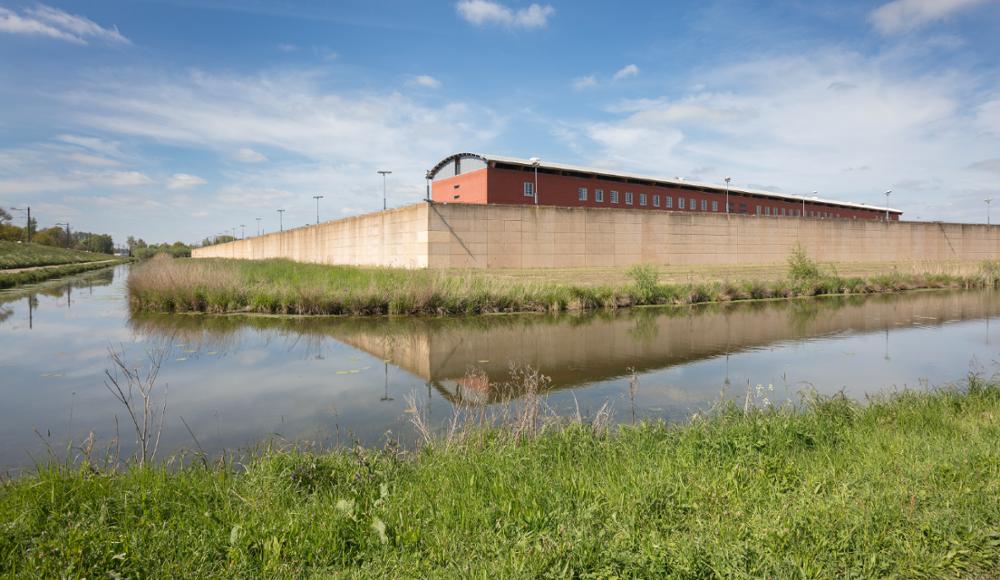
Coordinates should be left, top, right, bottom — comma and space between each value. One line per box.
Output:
167, 173, 206, 189
234, 147, 268, 163
564, 49, 999, 222
456, 0, 555, 29
277, 43, 298, 52
612, 64, 640, 81
870, 0, 989, 35
0, 4, 129, 45
409, 75, 442, 89
66, 151, 121, 167
90, 170, 153, 187
573, 75, 597, 91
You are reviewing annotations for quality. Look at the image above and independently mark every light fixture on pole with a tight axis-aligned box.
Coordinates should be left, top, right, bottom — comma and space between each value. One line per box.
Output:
240, 224, 246, 239
529, 157, 541, 205
724, 177, 731, 214
55, 222, 70, 248
256, 217, 262, 236
277, 209, 285, 232
987, 198, 994, 226
377, 170, 392, 211
10, 206, 31, 242
424, 170, 432, 201
313, 195, 324, 224
884, 190, 892, 222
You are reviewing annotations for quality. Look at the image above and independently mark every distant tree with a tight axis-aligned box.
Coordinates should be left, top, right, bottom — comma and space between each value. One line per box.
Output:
81, 234, 114, 254
33, 227, 67, 248
0, 223, 22, 241
0, 208, 11, 224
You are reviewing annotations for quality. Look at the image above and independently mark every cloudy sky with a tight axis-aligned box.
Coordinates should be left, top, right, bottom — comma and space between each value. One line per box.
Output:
1, 0, 999, 243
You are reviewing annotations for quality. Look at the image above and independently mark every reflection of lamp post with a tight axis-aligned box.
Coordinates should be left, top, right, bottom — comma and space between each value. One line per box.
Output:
884, 327, 890, 362
380, 362, 394, 402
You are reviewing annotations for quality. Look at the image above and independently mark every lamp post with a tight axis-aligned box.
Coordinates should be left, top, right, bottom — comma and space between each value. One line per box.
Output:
884, 190, 893, 222
240, 224, 245, 239
277, 209, 285, 232
529, 157, 541, 205
256, 217, 262, 236
377, 170, 392, 211
424, 170, 432, 201
10, 206, 31, 242
55, 222, 70, 248
987, 198, 993, 226
313, 195, 324, 224
724, 177, 731, 214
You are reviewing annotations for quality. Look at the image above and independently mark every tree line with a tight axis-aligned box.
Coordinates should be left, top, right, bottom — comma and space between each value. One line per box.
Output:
0, 208, 114, 254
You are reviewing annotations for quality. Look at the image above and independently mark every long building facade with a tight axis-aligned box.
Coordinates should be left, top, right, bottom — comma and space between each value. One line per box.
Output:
429, 152, 901, 221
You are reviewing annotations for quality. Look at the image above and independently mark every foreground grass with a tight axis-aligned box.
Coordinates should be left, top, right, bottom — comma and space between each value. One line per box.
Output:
0, 241, 113, 269
0, 260, 127, 289
2, 384, 1000, 577
127, 255, 1000, 316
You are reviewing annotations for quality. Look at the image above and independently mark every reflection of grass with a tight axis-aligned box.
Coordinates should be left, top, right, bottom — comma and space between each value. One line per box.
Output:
128, 256, 1000, 317
0, 241, 112, 269
3, 382, 1000, 576
0, 260, 126, 290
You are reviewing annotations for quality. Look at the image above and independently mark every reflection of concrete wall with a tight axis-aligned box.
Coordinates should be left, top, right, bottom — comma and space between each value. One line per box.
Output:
194, 202, 1000, 269
332, 292, 1000, 392
192, 204, 429, 268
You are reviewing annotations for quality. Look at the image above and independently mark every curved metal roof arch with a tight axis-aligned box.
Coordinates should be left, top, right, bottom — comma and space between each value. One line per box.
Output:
427, 152, 490, 179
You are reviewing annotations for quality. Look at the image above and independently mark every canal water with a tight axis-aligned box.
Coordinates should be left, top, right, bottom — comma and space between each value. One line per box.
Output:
2, 265, 999, 470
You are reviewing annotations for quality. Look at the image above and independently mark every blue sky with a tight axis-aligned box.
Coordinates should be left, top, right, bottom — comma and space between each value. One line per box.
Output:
1, 0, 999, 243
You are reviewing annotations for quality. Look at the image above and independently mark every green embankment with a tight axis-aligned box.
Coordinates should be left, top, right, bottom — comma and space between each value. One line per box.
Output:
2, 384, 999, 576
0, 260, 127, 290
126, 253, 1000, 316
0, 241, 113, 269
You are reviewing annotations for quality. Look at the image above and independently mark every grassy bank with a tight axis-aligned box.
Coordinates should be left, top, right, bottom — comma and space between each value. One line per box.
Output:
2, 383, 999, 576
0, 240, 114, 269
126, 253, 1000, 316
0, 260, 127, 290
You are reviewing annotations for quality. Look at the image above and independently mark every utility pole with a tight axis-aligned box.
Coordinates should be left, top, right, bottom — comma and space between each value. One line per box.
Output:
313, 195, 324, 224
377, 170, 392, 211
277, 209, 285, 232
256, 217, 262, 236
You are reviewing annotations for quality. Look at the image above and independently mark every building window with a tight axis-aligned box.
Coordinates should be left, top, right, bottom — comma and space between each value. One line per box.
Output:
653, 195, 660, 207
523, 182, 534, 197
610, 190, 619, 204
639, 193, 647, 206
578, 187, 588, 202
779, 208, 785, 216
595, 189, 604, 203
679, 197, 685, 209
700, 199, 707, 211
765, 207, 771, 216
713, 200, 719, 212
739, 203, 748, 213
755, 205, 761, 215
666, 196, 673, 208
625, 192, 633, 205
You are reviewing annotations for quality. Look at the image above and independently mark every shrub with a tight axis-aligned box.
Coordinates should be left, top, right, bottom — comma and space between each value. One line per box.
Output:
626, 264, 661, 304
787, 246, 822, 283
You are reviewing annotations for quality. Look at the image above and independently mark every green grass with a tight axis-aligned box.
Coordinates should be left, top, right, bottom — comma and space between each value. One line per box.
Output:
126, 255, 1000, 316
2, 382, 1000, 577
0, 240, 114, 269
0, 260, 128, 290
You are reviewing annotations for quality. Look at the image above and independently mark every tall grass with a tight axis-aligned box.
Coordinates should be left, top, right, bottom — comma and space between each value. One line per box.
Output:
127, 255, 1000, 317
2, 381, 999, 577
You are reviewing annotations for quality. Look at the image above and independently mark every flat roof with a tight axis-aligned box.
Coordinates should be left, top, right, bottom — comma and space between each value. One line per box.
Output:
429, 152, 902, 214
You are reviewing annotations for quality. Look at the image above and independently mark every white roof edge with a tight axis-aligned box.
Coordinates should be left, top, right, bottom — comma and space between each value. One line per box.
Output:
469, 153, 902, 214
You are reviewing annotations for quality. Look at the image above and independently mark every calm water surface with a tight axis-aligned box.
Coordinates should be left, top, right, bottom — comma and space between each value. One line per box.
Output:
2, 265, 1000, 470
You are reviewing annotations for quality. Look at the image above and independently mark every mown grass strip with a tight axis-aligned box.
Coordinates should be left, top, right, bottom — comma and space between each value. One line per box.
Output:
2, 383, 999, 577
0, 260, 128, 289
126, 255, 1000, 317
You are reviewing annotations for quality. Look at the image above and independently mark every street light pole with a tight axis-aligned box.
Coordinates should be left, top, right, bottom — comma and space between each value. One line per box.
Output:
313, 195, 324, 225
530, 157, 541, 205
240, 224, 246, 239
10, 206, 31, 242
987, 198, 993, 226
884, 190, 893, 222
277, 209, 285, 232
377, 170, 392, 211
256, 217, 262, 236
724, 177, 731, 214
55, 222, 70, 248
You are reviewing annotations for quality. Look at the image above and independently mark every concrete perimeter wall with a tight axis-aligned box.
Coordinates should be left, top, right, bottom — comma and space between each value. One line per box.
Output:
194, 202, 1000, 268
192, 204, 429, 267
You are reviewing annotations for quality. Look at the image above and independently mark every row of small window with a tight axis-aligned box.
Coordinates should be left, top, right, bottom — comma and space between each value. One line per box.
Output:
524, 183, 843, 218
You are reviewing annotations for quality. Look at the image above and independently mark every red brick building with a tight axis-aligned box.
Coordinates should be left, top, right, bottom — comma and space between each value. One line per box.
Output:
429, 153, 901, 221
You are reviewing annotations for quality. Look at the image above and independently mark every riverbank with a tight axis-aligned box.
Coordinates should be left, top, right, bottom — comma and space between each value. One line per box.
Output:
0, 241, 114, 269
0, 260, 128, 290
126, 255, 1000, 316
2, 382, 999, 576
